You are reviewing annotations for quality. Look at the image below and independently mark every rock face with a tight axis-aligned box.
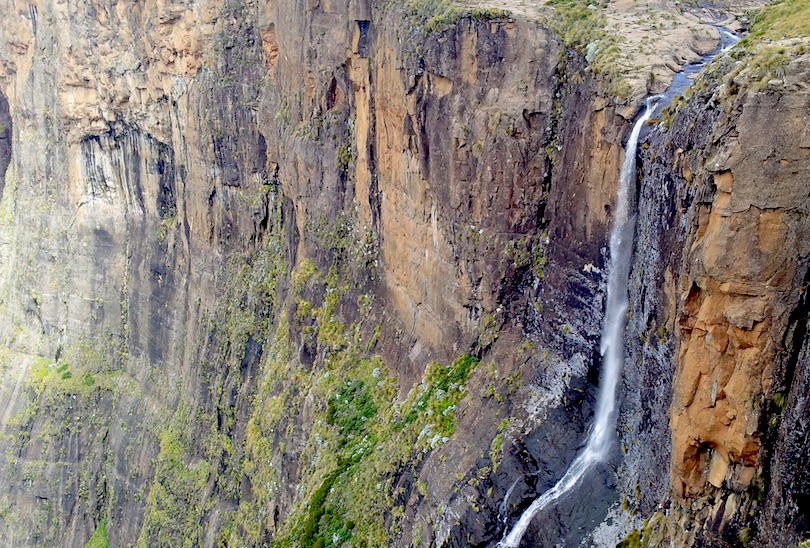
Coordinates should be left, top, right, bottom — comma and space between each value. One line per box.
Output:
623, 44, 810, 546
0, 0, 623, 545
0, 0, 807, 546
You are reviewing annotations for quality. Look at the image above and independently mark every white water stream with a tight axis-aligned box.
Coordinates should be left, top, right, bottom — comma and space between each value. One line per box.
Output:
497, 26, 740, 547
498, 95, 661, 548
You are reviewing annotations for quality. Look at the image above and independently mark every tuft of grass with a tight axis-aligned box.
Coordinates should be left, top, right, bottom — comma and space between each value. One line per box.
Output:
617, 528, 642, 548
737, 526, 753, 547
618, 512, 671, 546
394, 354, 480, 438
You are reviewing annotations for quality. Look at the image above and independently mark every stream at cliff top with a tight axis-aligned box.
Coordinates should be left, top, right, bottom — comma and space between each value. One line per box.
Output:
652, 26, 740, 117
497, 27, 740, 548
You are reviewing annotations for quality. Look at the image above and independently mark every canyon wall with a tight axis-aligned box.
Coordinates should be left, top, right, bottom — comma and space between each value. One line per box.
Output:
621, 37, 810, 547
0, 0, 624, 545
0, 0, 807, 546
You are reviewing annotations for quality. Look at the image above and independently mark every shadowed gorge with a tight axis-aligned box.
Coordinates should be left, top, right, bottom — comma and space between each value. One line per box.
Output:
0, 0, 808, 546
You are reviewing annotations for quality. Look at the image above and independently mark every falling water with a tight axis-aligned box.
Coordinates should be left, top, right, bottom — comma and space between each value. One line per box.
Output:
718, 27, 741, 52
498, 95, 661, 548
497, 25, 740, 547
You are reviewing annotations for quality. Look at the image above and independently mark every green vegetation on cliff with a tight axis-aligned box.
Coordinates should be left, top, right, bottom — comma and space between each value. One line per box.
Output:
138, 406, 213, 548
403, 0, 509, 33
137, 190, 289, 547
0, 343, 127, 544
84, 518, 108, 548
724, 0, 810, 92
265, 351, 479, 547
226, 245, 481, 546
28, 343, 124, 397
617, 513, 669, 548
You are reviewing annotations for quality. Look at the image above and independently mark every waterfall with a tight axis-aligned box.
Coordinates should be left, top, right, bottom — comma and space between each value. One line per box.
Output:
718, 27, 741, 52
497, 95, 661, 548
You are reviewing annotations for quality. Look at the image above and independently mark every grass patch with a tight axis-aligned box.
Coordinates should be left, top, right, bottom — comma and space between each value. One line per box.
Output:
544, 0, 632, 98
394, 354, 480, 440
26, 342, 123, 398
720, 0, 810, 93
403, 0, 509, 33
327, 380, 377, 448
299, 458, 357, 548
84, 518, 109, 548
743, 0, 810, 44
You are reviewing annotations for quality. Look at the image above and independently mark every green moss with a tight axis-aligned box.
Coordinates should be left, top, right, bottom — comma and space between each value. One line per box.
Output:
737, 526, 753, 547
170, 186, 469, 546
84, 518, 109, 548
490, 432, 504, 470
299, 458, 358, 548
490, 418, 511, 469
0, 344, 130, 543
137, 190, 288, 546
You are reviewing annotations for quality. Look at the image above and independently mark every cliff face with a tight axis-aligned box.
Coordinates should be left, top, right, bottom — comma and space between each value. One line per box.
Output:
0, 0, 807, 546
0, 0, 619, 545
624, 37, 810, 546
